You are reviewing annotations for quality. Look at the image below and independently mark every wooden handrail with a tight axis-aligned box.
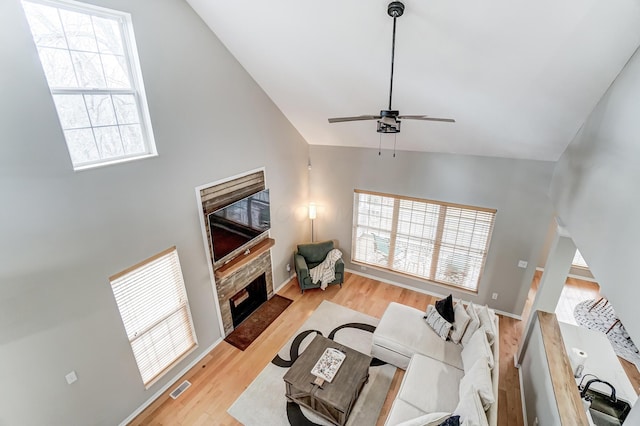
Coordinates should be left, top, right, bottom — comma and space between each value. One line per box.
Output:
537, 311, 589, 425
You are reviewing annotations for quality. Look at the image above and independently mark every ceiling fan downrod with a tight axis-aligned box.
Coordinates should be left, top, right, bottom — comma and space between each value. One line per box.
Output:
387, 1, 404, 111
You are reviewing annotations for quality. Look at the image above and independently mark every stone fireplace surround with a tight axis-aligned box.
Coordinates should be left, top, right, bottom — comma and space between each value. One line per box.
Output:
215, 249, 274, 336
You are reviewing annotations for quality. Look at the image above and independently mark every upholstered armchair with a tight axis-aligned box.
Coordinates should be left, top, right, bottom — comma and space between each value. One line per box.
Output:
294, 240, 344, 293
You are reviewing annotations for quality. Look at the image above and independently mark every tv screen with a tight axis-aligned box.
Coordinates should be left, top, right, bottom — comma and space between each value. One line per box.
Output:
209, 189, 270, 262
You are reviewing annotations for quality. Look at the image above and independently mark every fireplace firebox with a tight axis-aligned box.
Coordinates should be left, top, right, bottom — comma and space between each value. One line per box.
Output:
229, 274, 267, 327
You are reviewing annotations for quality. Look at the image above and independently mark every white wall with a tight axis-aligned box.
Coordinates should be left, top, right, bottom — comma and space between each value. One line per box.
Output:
520, 318, 561, 426
309, 145, 555, 314
550, 45, 640, 341
0, 0, 309, 424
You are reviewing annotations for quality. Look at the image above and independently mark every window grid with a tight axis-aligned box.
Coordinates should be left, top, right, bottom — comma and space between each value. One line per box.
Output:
22, 0, 155, 169
110, 247, 197, 388
352, 190, 496, 292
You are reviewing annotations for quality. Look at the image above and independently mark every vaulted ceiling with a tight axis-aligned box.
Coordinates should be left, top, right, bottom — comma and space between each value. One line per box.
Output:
186, 0, 640, 161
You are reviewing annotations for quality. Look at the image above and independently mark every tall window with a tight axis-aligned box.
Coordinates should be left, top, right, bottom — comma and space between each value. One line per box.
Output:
572, 249, 589, 269
110, 247, 197, 388
22, 0, 156, 170
352, 190, 496, 292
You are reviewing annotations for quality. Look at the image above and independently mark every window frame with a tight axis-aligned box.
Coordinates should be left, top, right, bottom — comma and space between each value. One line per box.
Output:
351, 189, 497, 293
109, 246, 197, 389
572, 249, 589, 270
22, 0, 157, 171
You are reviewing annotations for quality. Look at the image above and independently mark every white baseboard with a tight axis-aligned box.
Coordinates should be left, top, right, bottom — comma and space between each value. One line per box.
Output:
518, 366, 529, 426
346, 268, 523, 319
119, 337, 223, 426
274, 274, 295, 293
345, 268, 448, 300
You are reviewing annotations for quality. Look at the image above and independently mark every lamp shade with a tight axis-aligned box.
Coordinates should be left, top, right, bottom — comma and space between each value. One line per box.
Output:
308, 203, 317, 220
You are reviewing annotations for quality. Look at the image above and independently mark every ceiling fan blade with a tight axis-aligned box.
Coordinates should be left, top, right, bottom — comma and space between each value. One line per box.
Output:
328, 115, 381, 123
398, 115, 456, 123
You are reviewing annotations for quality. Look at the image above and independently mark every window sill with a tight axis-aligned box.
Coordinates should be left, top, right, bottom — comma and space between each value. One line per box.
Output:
350, 259, 479, 295
73, 153, 158, 172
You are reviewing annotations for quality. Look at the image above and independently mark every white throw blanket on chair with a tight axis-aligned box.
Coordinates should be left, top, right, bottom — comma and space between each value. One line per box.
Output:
309, 248, 342, 290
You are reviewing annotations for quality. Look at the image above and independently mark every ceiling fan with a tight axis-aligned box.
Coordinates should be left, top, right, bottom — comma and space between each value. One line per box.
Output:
328, 1, 455, 134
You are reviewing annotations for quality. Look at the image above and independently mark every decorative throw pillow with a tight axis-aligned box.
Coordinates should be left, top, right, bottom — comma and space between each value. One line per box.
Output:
424, 305, 453, 340
461, 328, 494, 371
438, 415, 461, 426
395, 412, 452, 426
455, 386, 489, 426
475, 304, 497, 346
450, 302, 471, 344
461, 302, 481, 346
459, 358, 495, 410
435, 294, 455, 323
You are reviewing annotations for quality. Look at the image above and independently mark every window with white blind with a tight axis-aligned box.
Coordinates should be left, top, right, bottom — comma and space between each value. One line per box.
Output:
110, 247, 197, 388
21, 0, 156, 170
352, 190, 496, 292
572, 249, 589, 269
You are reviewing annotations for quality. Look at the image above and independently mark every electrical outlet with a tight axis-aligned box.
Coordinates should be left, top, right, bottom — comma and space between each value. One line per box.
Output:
286, 263, 291, 272
492, 293, 498, 300
360, 265, 367, 271
65, 371, 77, 385
517, 260, 528, 269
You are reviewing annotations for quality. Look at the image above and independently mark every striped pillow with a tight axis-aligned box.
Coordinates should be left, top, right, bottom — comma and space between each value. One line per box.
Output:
424, 305, 453, 340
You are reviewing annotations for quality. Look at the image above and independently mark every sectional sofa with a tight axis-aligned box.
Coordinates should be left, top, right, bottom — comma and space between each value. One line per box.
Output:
372, 301, 499, 426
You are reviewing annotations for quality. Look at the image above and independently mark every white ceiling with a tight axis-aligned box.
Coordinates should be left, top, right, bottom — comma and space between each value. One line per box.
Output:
186, 0, 640, 161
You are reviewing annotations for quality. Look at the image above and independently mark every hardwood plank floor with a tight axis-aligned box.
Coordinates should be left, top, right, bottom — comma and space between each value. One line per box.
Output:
133, 272, 527, 425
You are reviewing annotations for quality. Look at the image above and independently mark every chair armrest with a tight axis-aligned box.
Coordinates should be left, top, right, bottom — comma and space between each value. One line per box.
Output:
294, 253, 309, 279
335, 258, 345, 274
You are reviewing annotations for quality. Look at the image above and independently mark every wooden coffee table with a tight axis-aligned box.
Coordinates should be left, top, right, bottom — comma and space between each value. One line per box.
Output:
283, 335, 372, 426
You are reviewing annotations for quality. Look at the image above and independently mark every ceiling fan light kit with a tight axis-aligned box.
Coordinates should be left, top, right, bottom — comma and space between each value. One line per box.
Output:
327, 1, 455, 138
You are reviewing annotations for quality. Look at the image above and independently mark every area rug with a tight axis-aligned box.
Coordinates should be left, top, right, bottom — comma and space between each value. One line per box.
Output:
574, 299, 640, 371
228, 300, 396, 425
225, 295, 293, 351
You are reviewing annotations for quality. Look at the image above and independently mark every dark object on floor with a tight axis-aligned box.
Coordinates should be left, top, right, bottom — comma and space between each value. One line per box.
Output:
225, 295, 293, 351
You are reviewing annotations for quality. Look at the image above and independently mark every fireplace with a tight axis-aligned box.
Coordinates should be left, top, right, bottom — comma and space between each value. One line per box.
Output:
229, 273, 267, 327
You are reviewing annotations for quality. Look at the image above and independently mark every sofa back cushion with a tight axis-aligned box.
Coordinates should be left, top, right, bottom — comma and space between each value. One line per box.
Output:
450, 303, 471, 344
459, 359, 495, 410
297, 240, 334, 266
461, 329, 494, 370
461, 302, 481, 346
455, 385, 488, 426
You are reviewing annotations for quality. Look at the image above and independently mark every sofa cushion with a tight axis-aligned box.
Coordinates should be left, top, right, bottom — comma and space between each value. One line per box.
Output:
475, 304, 497, 346
461, 302, 481, 346
459, 359, 494, 410
395, 412, 452, 426
455, 385, 488, 426
461, 329, 494, 371
373, 302, 464, 369
435, 294, 455, 323
424, 305, 453, 340
384, 398, 428, 426
397, 354, 465, 415
297, 240, 334, 264
450, 303, 471, 344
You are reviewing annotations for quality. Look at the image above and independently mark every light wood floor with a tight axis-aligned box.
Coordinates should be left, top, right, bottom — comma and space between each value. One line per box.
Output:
134, 271, 640, 425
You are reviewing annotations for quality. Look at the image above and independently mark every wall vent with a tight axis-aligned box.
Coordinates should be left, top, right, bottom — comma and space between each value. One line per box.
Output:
169, 380, 191, 399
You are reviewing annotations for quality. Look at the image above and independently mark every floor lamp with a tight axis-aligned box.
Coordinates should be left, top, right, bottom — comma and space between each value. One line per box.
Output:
309, 203, 317, 242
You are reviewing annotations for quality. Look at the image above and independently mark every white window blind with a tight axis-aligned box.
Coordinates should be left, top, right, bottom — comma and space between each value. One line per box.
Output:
110, 247, 197, 388
21, 0, 156, 170
352, 190, 496, 292
572, 249, 589, 269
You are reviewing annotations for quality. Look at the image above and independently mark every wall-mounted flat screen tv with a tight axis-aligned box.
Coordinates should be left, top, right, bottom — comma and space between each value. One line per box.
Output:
208, 189, 270, 262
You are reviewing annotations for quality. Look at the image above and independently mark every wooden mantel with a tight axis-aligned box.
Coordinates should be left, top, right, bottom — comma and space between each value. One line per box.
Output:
214, 238, 275, 280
